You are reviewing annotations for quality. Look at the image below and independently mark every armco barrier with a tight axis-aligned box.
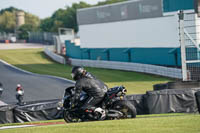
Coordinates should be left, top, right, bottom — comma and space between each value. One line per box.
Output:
44, 47, 66, 64
44, 47, 182, 79
70, 58, 182, 79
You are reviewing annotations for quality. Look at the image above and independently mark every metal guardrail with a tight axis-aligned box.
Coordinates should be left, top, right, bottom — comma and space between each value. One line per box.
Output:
70, 58, 182, 79
44, 47, 66, 64
44, 47, 182, 79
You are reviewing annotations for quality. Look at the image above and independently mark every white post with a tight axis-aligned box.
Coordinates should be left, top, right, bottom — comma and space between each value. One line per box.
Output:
179, 10, 188, 81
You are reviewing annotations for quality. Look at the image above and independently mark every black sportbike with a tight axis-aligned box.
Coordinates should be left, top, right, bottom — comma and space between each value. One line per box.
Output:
58, 86, 136, 123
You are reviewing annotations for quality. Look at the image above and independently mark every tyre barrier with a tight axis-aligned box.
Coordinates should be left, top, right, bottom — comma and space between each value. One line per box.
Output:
145, 88, 200, 114
153, 81, 200, 91
0, 105, 16, 124
125, 94, 148, 115
167, 81, 200, 89
195, 91, 200, 113
126, 88, 200, 115
0, 100, 63, 124
1, 88, 200, 124
153, 83, 168, 91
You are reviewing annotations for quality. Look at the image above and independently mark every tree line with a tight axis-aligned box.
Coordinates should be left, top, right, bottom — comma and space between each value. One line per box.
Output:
0, 0, 127, 40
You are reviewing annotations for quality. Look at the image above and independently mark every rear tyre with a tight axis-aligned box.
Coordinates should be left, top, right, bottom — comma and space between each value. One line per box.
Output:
63, 110, 81, 123
112, 100, 137, 119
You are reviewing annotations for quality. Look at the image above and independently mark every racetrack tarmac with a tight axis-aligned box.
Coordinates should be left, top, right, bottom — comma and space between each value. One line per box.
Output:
0, 60, 74, 104
0, 43, 45, 49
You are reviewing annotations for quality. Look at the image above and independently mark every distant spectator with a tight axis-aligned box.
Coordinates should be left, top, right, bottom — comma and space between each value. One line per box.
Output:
0, 82, 3, 98
16, 84, 24, 105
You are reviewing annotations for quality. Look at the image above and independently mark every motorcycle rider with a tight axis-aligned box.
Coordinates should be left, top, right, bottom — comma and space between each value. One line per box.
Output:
16, 84, 24, 105
71, 66, 108, 119
0, 82, 3, 98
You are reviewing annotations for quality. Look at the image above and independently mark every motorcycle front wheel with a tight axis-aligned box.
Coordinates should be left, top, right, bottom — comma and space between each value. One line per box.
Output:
112, 100, 137, 119
63, 110, 82, 123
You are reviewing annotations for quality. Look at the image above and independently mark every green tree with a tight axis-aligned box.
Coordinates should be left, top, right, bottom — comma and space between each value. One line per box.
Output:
0, 11, 16, 33
63, 2, 92, 32
18, 24, 37, 40
96, 0, 127, 6
0, 7, 40, 33
25, 13, 40, 29
40, 17, 54, 32
39, 2, 91, 33
0, 6, 20, 14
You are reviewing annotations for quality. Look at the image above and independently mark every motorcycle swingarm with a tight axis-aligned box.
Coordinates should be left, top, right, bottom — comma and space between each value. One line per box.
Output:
107, 109, 123, 118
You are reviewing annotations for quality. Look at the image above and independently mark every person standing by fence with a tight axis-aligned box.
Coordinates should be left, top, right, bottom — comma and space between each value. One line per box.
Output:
16, 84, 24, 105
0, 82, 3, 98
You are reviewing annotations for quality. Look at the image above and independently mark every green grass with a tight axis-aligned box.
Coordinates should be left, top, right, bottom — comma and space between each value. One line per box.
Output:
0, 48, 172, 94
1, 114, 200, 133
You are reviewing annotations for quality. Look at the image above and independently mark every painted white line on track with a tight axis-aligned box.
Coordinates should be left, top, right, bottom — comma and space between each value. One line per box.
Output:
0, 125, 36, 130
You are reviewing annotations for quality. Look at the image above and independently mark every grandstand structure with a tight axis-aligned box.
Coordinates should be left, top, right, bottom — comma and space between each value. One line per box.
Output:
66, 0, 200, 80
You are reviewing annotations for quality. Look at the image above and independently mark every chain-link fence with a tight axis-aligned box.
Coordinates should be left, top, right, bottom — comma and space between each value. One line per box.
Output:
179, 11, 200, 81
0, 32, 15, 42
28, 32, 56, 45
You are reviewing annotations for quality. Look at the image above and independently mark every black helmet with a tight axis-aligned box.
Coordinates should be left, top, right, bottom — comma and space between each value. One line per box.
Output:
71, 66, 85, 80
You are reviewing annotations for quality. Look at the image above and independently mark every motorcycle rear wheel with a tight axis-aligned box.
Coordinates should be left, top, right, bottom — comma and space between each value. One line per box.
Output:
112, 100, 137, 119
63, 110, 81, 123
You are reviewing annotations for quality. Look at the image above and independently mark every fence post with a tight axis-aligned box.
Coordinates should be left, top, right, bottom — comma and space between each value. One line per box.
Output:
179, 10, 188, 81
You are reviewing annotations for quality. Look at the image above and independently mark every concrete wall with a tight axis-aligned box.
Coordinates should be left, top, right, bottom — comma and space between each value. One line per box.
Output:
78, 0, 196, 49
79, 14, 180, 48
66, 41, 181, 66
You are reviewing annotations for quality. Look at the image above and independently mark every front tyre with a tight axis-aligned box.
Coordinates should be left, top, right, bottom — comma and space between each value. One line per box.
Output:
63, 110, 81, 123
112, 100, 137, 119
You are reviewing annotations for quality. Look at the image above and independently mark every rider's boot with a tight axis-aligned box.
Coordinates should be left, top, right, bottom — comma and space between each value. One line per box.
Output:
94, 107, 106, 120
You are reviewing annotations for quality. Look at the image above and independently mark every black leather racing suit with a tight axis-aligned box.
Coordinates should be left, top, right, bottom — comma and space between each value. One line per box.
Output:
74, 72, 108, 110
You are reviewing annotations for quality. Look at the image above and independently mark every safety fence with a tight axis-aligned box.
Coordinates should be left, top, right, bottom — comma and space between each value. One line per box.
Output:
179, 11, 200, 81
28, 32, 56, 45
0, 32, 15, 43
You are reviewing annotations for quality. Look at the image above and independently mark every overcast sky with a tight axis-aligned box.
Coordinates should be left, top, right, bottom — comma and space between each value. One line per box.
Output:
0, 0, 106, 18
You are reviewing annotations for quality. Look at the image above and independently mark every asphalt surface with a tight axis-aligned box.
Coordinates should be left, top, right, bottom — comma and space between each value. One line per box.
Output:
0, 44, 74, 104
0, 43, 46, 49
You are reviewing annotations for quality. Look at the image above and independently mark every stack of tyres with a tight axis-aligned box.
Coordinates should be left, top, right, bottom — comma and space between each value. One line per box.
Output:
0, 105, 16, 124
153, 83, 168, 91
195, 91, 200, 113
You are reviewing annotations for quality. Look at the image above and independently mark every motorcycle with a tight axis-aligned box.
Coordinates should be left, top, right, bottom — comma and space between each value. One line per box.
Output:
58, 86, 137, 123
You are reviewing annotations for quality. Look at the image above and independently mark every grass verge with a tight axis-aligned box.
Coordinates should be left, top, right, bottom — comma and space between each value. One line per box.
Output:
0, 114, 200, 133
